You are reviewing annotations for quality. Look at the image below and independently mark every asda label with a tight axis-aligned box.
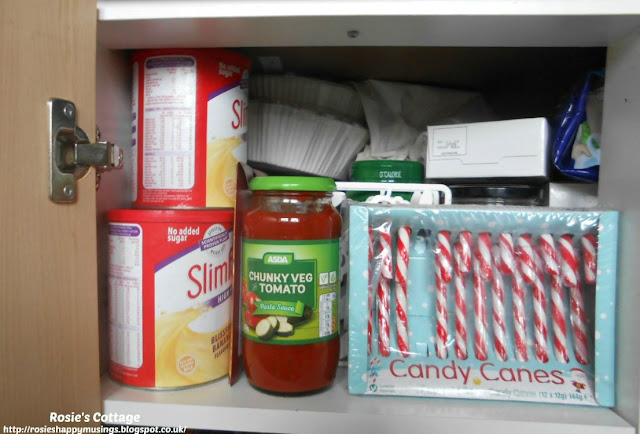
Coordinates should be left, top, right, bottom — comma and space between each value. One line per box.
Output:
263, 252, 293, 264
242, 239, 339, 345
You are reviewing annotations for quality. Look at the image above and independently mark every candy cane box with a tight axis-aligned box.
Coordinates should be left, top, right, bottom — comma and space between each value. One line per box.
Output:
348, 204, 618, 406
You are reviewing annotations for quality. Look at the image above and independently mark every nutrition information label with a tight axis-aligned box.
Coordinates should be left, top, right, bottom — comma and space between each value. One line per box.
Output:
108, 223, 144, 368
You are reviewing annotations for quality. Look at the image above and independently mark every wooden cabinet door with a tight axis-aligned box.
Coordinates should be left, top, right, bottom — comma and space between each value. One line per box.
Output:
0, 0, 100, 424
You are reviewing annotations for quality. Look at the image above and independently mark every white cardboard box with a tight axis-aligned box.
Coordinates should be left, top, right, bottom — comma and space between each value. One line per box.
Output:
426, 117, 550, 180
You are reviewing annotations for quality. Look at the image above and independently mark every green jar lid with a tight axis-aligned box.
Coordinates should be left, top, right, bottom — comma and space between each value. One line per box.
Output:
350, 160, 424, 183
249, 176, 336, 192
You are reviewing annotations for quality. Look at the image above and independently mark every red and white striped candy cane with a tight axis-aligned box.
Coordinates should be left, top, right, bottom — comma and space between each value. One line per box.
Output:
517, 234, 549, 363
454, 242, 468, 360
559, 234, 579, 288
582, 234, 598, 285
475, 232, 494, 281
458, 231, 472, 274
395, 226, 411, 357
539, 234, 569, 363
499, 233, 528, 361
472, 233, 492, 361
498, 233, 515, 275
472, 255, 488, 361
367, 226, 375, 355
436, 231, 453, 283
377, 226, 393, 357
533, 244, 550, 363
491, 246, 508, 361
435, 231, 452, 359
540, 234, 560, 275
559, 234, 589, 365
380, 224, 394, 281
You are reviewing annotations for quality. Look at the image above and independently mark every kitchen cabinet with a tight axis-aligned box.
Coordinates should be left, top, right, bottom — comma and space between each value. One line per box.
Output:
1, 0, 100, 425
4, 1, 640, 432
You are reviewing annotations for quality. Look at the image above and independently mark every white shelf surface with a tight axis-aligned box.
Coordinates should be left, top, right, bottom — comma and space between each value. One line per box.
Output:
98, 0, 640, 20
102, 368, 633, 433
97, 0, 640, 49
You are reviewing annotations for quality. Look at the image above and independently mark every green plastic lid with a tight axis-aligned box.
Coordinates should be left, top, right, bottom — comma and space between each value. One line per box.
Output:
350, 160, 424, 183
249, 176, 336, 192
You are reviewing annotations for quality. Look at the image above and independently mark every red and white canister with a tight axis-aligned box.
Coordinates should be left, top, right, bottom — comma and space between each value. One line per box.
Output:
131, 49, 249, 208
107, 209, 233, 388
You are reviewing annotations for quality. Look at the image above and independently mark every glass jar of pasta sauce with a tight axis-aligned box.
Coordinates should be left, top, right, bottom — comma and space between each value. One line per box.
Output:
241, 176, 341, 394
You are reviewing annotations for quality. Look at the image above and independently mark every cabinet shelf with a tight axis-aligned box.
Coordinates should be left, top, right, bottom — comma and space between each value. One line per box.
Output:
97, 0, 640, 20
95, 2, 640, 432
97, 0, 640, 49
102, 368, 633, 433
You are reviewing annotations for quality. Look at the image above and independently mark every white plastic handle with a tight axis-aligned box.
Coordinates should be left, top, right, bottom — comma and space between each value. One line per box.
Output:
335, 181, 452, 205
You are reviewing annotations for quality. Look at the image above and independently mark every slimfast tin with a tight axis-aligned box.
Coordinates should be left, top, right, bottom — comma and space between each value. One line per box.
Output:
108, 209, 234, 388
132, 49, 249, 208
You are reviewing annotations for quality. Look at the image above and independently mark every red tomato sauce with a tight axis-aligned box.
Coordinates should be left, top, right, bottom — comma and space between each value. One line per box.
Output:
242, 190, 341, 393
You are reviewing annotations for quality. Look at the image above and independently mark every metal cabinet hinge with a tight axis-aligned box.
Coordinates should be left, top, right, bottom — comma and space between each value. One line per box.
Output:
49, 98, 123, 203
